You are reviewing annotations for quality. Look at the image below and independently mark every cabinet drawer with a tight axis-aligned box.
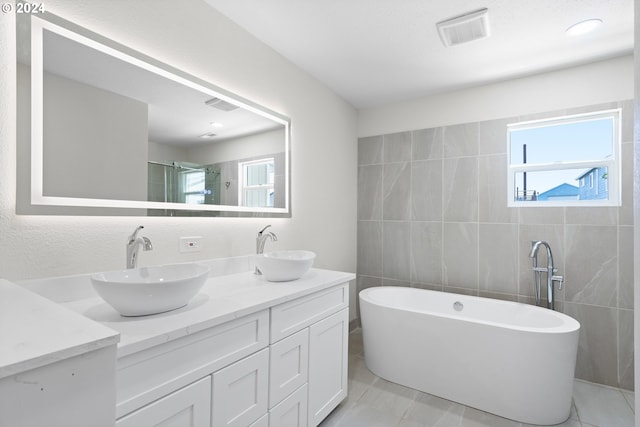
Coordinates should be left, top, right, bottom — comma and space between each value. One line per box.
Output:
270, 384, 308, 427
271, 284, 348, 343
116, 310, 268, 418
269, 328, 309, 408
212, 348, 269, 427
116, 376, 211, 427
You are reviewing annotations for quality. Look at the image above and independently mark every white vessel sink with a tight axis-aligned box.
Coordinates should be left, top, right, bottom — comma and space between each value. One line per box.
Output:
256, 250, 316, 282
91, 263, 210, 316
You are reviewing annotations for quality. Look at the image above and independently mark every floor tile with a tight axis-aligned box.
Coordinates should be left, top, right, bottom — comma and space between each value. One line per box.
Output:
522, 416, 582, 427
349, 329, 364, 357
321, 402, 403, 427
623, 389, 635, 413
357, 376, 418, 418
402, 391, 465, 426
459, 406, 520, 427
347, 355, 378, 402
565, 380, 634, 427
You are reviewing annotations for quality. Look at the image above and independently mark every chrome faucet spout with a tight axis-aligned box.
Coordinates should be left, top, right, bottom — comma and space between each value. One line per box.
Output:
528, 241, 541, 258
127, 225, 144, 245
255, 225, 277, 275
126, 226, 153, 269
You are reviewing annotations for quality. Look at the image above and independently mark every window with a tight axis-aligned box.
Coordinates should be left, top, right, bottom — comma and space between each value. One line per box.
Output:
507, 109, 621, 207
180, 168, 207, 204
239, 158, 275, 208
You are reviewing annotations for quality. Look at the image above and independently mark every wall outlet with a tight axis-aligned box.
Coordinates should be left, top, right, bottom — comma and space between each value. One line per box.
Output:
180, 236, 202, 253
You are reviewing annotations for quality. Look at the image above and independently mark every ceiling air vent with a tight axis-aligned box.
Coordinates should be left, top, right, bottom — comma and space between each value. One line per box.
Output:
205, 97, 239, 112
436, 8, 490, 47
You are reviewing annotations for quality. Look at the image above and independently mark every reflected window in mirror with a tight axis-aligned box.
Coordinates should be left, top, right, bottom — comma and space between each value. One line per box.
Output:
240, 158, 275, 208
181, 168, 207, 205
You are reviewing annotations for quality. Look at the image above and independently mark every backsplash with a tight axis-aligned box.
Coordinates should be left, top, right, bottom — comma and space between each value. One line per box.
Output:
356, 100, 634, 390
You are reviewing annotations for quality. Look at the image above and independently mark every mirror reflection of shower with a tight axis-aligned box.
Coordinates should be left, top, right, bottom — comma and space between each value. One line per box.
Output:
148, 161, 221, 205
146, 153, 283, 210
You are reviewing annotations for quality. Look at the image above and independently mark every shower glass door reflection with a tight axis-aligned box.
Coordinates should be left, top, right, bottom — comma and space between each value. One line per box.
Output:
147, 162, 220, 206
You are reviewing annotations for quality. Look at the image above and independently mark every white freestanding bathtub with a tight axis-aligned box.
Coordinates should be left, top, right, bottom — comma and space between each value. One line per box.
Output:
359, 286, 580, 425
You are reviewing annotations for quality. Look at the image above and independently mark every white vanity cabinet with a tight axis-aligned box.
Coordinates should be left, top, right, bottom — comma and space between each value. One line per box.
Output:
114, 310, 270, 426
116, 376, 212, 427
270, 282, 349, 427
307, 308, 349, 426
269, 329, 309, 407
212, 348, 269, 427
115, 349, 270, 427
249, 414, 270, 427
113, 282, 349, 427
14, 264, 355, 427
269, 383, 308, 426
0, 279, 120, 427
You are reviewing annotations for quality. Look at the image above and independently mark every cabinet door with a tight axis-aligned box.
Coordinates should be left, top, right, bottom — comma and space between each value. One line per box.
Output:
307, 308, 348, 427
116, 376, 211, 427
270, 384, 308, 427
212, 348, 269, 427
270, 328, 309, 408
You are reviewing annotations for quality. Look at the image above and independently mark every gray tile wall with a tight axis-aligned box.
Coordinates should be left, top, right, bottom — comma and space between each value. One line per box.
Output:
357, 100, 635, 390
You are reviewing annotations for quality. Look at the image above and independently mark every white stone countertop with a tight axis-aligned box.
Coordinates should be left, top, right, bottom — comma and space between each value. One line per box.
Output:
58, 268, 355, 358
0, 279, 120, 379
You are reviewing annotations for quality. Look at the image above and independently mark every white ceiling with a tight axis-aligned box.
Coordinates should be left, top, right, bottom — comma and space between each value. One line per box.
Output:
204, 0, 634, 109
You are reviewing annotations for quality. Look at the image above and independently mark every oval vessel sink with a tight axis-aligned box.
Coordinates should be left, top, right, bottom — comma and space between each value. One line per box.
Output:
91, 263, 210, 316
256, 250, 316, 282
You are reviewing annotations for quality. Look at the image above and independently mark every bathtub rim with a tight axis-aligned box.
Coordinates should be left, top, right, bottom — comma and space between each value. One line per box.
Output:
359, 286, 580, 334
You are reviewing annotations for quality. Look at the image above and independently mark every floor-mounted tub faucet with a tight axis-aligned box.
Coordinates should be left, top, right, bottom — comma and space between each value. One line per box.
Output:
126, 225, 153, 269
529, 240, 564, 310
255, 225, 277, 275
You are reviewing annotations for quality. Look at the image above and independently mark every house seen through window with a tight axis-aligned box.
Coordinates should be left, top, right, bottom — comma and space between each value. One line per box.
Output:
507, 109, 620, 207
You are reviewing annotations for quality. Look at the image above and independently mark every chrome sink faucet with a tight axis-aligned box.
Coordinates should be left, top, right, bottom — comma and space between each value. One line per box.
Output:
126, 225, 153, 269
255, 225, 277, 275
529, 240, 564, 310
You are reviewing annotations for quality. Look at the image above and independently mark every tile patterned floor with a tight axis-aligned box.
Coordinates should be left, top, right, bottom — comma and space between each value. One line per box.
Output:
320, 329, 635, 427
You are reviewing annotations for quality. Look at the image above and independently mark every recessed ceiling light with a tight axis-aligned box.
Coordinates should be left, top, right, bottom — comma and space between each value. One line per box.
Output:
566, 19, 602, 36
199, 133, 216, 139
210, 122, 224, 128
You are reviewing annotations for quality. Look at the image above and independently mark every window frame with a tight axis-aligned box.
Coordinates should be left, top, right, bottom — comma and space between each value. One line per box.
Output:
238, 157, 275, 208
506, 109, 621, 207
180, 168, 207, 205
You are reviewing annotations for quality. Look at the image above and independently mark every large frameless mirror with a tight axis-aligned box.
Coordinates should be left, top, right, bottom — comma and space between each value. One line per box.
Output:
16, 11, 290, 217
